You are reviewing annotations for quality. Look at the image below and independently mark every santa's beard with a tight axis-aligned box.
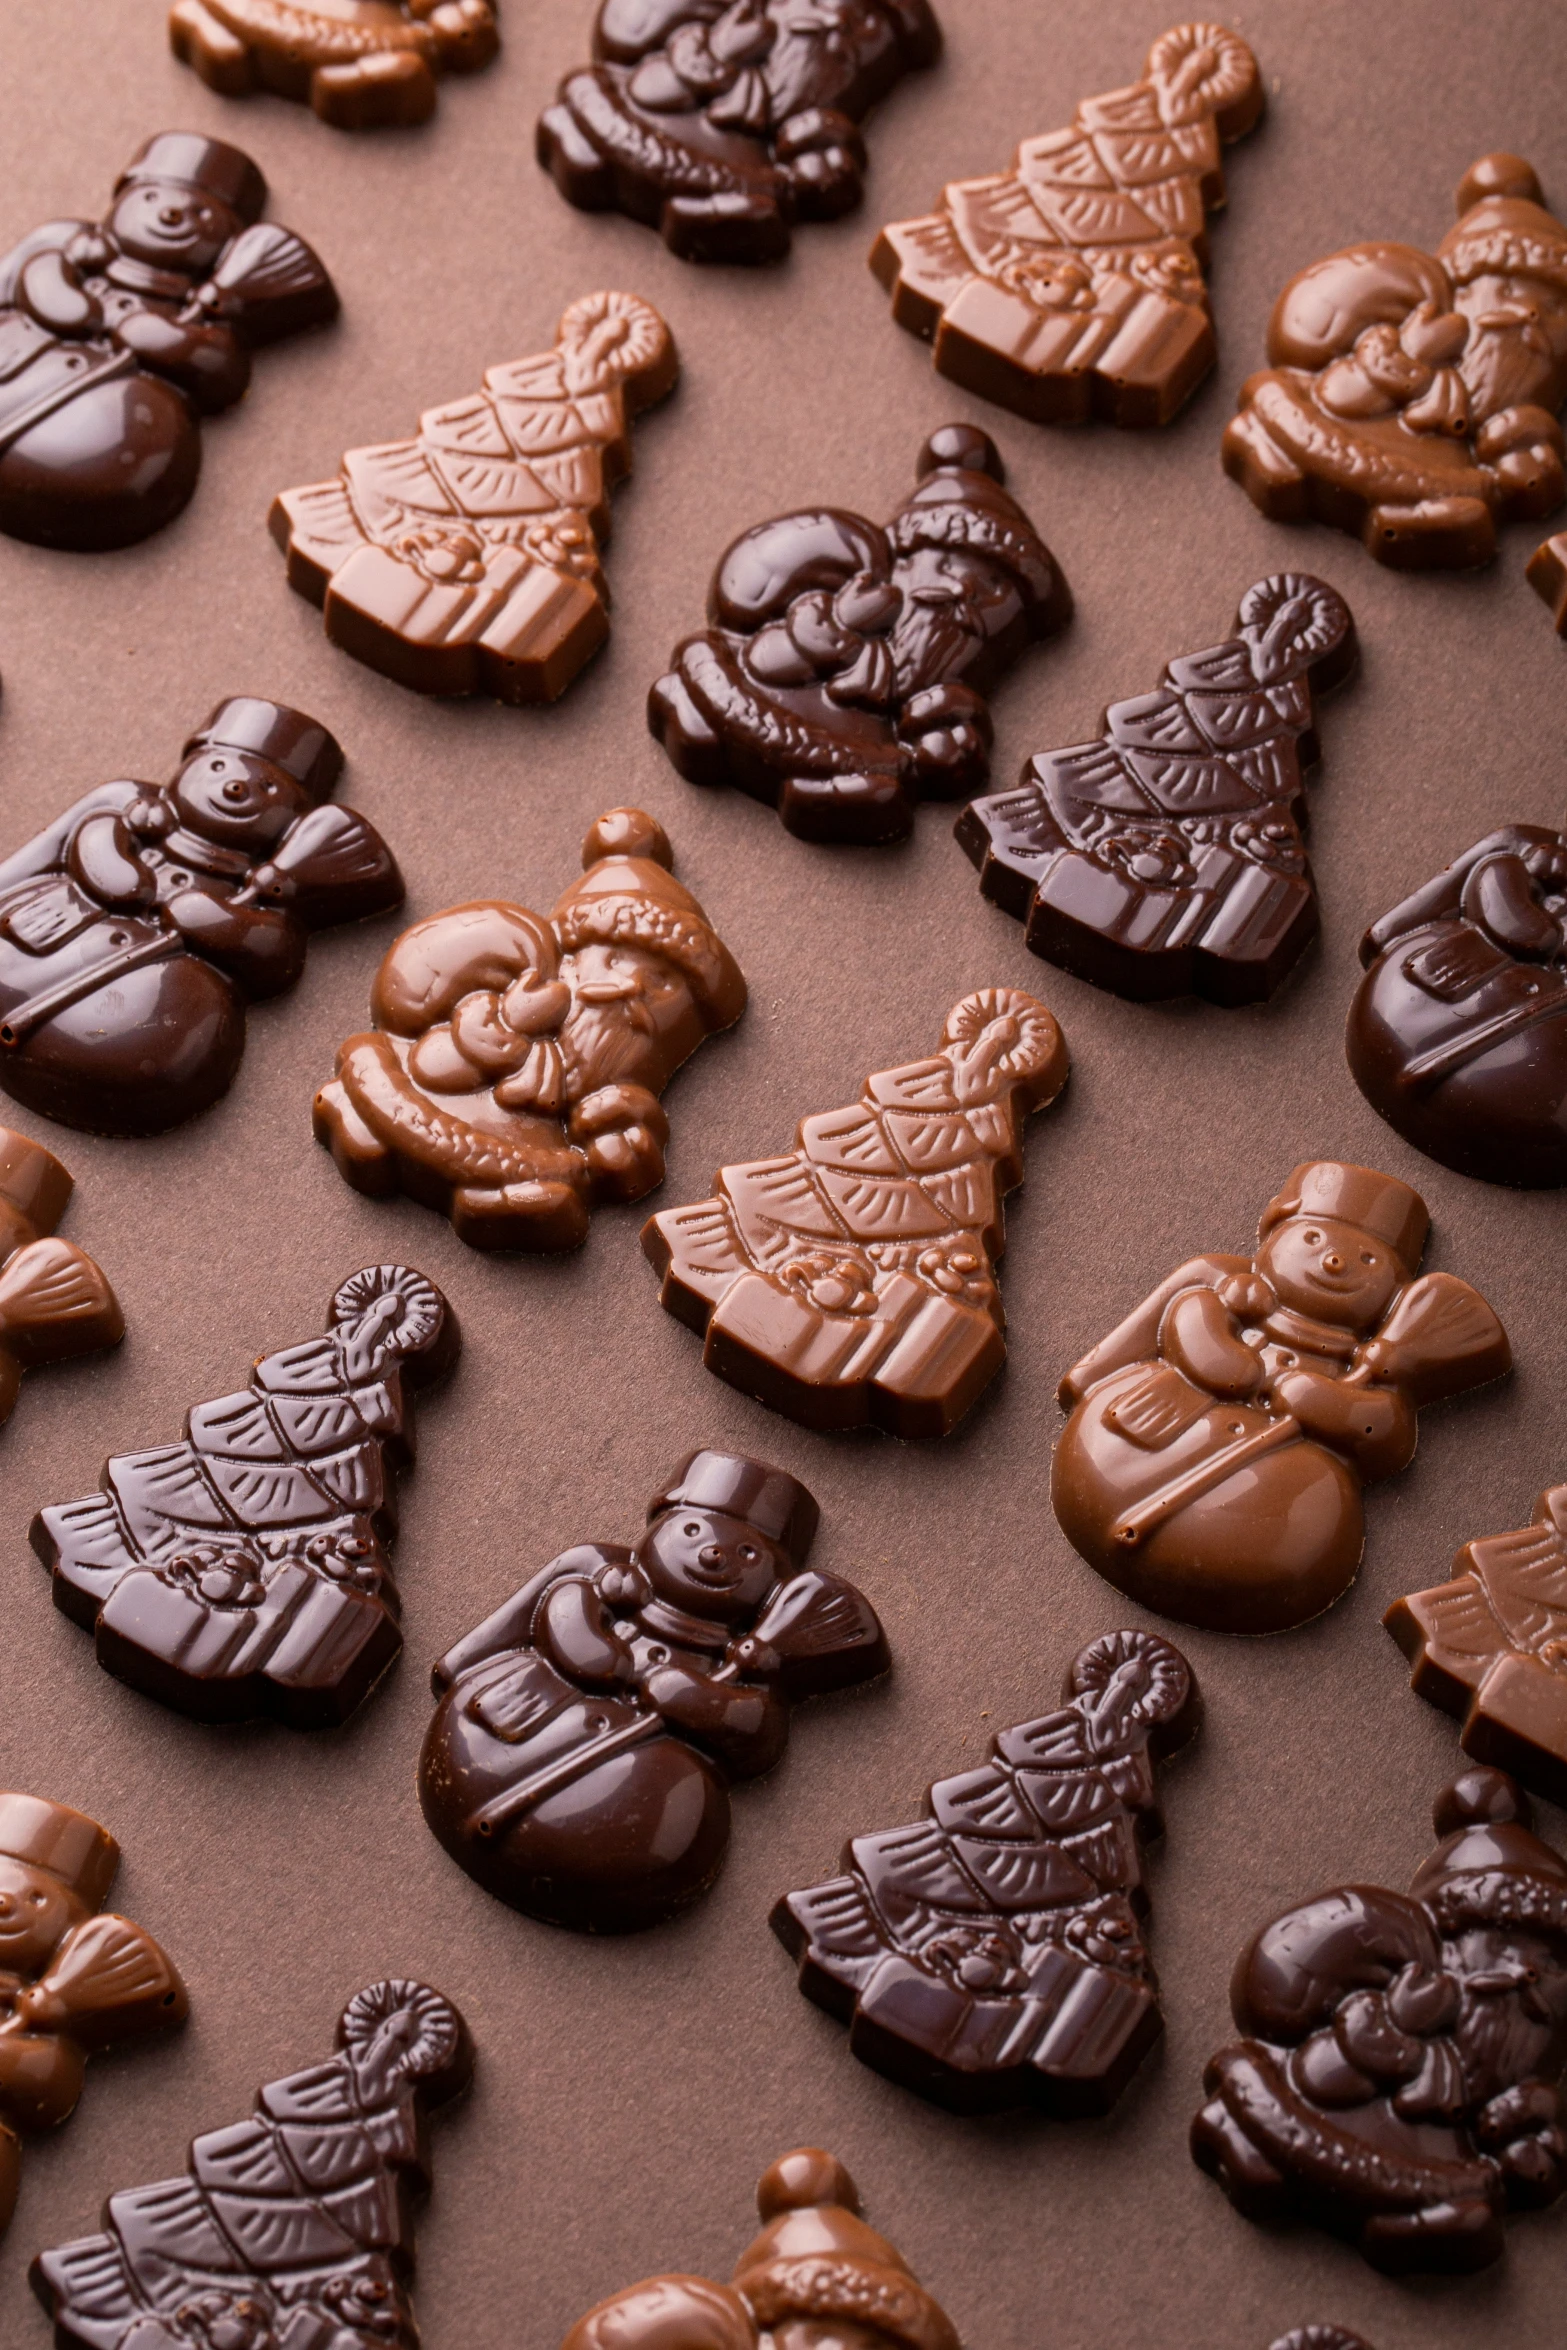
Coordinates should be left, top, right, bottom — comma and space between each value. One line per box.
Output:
1458, 316, 1558, 424
1452, 1988, 1557, 2106
557, 998, 661, 1099
889, 597, 983, 699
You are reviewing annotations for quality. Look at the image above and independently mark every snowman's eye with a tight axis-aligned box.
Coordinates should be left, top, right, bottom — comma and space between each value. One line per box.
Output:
29, 1892, 45, 1907
684, 1521, 701, 1537
740, 1546, 757, 1562
1361, 1251, 1377, 1265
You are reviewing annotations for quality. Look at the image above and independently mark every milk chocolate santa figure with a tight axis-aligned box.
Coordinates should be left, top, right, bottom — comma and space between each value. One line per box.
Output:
171, 0, 499, 131
560, 2146, 962, 2350
0, 699, 402, 1137
649, 424, 1071, 843
1193, 1770, 1567, 2274
873, 23, 1263, 428
316, 809, 746, 1251
0, 1126, 123, 1428
0, 1792, 187, 2240
420, 1451, 886, 1930
537, 2, 943, 266
0, 133, 336, 551
644, 988, 1069, 1436
1054, 1162, 1511, 1633
1224, 154, 1567, 570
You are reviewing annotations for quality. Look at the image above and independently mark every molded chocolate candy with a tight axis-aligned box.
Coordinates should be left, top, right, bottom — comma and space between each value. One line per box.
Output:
0, 700, 402, 1137
420, 1451, 887, 1931
32, 1978, 471, 2346
537, 2, 943, 267
1055, 1160, 1511, 1633
32, 1265, 457, 1727
643, 988, 1069, 1436
1224, 154, 1567, 570
773, 1627, 1198, 2114
1388, 1483, 1567, 1806
1193, 1768, 1567, 2274
315, 808, 746, 1251
0, 1126, 123, 1427
1527, 529, 1567, 628
0, 133, 336, 552
560, 2145, 961, 2350
874, 23, 1263, 427
958, 574, 1357, 1004
0, 1790, 187, 2240
649, 424, 1071, 844
271, 292, 677, 703
171, 0, 499, 129
1347, 826, 1567, 1185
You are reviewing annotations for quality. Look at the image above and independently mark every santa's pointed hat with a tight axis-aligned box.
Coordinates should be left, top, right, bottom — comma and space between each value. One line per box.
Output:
1410, 1767, 1567, 1944
551, 808, 746, 1030
889, 425, 1060, 611
731, 2149, 961, 2350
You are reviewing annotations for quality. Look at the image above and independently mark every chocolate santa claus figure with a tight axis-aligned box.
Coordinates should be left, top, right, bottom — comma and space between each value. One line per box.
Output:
1194, 1769, 1567, 2273
1054, 1161, 1511, 1633
0, 133, 336, 551
0, 1792, 187, 2240
316, 808, 745, 1251
649, 424, 1071, 843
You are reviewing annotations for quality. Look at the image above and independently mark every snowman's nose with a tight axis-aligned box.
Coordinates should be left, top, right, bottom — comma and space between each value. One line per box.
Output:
158, 204, 185, 227
222, 779, 248, 802
1322, 1251, 1343, 1272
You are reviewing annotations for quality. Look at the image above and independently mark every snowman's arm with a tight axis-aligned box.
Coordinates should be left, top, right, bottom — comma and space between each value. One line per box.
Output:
162, 890, 306, 1000
1162, 1287, 1264, 1399
430, 1547, 631, 1694
0, 785, 150, 897
112, 303, 250, 413
0, 221, 90, 306
640, 1661, 789, 1778
1059, 1255, 1250, 1407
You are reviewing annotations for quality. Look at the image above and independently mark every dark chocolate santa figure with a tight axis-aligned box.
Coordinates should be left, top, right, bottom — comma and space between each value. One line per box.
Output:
419, 1451, 888, 1931
958, 574, 1357, 1004
32, 1265, 457, 1728
774, 1628, 1198, 2114
537, 1, 943, 266
0, 133, 337, 551
1193, 1769, 1567, 2274
0, 1792, 187, 2241
649, 424, 1071, 843
0, 699, 403, 1136
32, 1978, 470, 2349
1347, 825, 1567, 1186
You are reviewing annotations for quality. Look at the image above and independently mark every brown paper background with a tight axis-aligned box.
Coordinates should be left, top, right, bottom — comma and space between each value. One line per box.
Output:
0, 4, 1564, 2344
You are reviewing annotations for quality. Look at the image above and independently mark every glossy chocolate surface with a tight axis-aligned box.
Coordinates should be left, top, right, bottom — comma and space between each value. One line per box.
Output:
650, 424, 1070, 844
1225, 153, 1567, 569
0, 1126, 122, 1428
1055, 1160, 1511, 1633
31, 1977, 470, 2346
873, 24, 1262, 427
1347, 825, 1567, 1186
170, 0, 499, 129
316, 808, 745, 1249
0, 1791, 186, 2241
537, 1, 943, 266
958, 574, 1357, 1004
1388, 1482, 1567, 1807
1527, 528, 1567, 629
644, 987, 1068, 1436
31, 1265, 456, 1726
272, 291, 676, 703
0, 133, 336, 552
1194, 1768, 1567, 2273
0, 699, 402, 1137
1269, 2334, 1374, 2350
773, 1628, 1197, 2114
420, 1451, 886, 1931
560, 2145, 961, 2350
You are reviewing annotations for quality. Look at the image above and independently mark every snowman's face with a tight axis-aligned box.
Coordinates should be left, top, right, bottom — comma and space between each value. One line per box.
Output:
108, 180, 239, 276
1257, 1214, 1400, 1332
639, 1507, 783, 1622
173, 750, 307, 850
0, 1858, 79, 1975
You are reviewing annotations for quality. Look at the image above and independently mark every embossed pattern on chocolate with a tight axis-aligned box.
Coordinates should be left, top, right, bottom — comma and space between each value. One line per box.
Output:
1055, 1161, 1512, 1633
171, 0, 500, 129
773, 1628, 1198, 2113
31, 1978, 471, 2347
0, 1792, 187, 2241
1347, 826, 1567, 1186
420, 1451, 887, 1931
560, 2145, 962, 2350
643, 988, 1069, 1436
873, 23, 1263, 427
31, 1266, 457, 1727
0, 133, 336, 551
1193, 1769, 1567, 2274
0, 700, 402, 1137
957, 574, 1357, 1004
0, 1127, 123, 1428
537, 1, 943, 267
315, 808, 746, 1251
649, 424, 1071, 844
1388, 1484, 1567, 1808
271, 292, 677, 702
1224, 154, 1567, 569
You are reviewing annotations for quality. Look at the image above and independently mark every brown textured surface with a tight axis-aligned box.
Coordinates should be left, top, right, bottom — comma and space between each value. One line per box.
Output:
0, 5, 1564, 2347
